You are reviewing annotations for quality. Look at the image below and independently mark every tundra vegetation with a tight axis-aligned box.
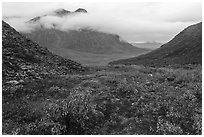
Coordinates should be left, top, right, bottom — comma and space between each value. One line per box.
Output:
2, 64, 202, 135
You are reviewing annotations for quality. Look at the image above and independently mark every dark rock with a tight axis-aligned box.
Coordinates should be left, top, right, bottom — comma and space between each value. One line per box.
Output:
54, 8, 71, 16
75, 8, 88, 13
167, 77, 175, 81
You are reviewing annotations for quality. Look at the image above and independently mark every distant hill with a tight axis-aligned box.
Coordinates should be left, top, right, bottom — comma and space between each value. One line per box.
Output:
131, 41, 162, 50
23, 8, 149, 66
2, 20, 85, 82
109, 22, 202, 67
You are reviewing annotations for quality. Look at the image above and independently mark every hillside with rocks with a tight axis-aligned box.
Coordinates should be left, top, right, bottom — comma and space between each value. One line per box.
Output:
2, 20, 85, 83
110, 22, 202, 67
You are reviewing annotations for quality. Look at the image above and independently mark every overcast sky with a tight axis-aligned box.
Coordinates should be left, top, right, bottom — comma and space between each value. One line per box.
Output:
2, 1, 202, 43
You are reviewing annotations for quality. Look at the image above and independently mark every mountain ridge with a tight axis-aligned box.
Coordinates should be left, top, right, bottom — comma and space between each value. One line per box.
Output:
28, 8, 87, 23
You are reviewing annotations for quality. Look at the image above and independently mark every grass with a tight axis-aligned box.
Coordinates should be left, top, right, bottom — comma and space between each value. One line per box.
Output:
2, 65, 202, 135
55, 48, 148, 66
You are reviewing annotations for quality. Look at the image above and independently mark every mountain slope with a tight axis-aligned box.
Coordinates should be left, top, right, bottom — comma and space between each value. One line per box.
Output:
2, 20, 85, 82
23, 8, 149, 65
24, 28, 149, 66
110, 22, 202, 66
25, 28, 147, 54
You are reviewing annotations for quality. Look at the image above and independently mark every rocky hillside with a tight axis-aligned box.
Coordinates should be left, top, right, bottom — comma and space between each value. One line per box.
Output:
2, 20, 85, 82
110, 22, 202, 66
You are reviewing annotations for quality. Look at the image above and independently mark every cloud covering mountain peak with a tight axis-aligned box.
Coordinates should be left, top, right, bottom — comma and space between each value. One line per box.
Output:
3, 2, 202, 43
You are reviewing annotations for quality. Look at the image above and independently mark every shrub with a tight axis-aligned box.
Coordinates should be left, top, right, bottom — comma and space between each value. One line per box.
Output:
61, 87, 105, 134
156, 117, 183, 134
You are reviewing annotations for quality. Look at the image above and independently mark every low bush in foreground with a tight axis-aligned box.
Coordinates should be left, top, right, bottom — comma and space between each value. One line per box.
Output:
2, 65, 202, 135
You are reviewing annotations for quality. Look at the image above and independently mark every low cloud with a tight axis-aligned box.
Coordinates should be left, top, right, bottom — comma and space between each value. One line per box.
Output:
3, 2, 202, 42
4, 17, 37, 33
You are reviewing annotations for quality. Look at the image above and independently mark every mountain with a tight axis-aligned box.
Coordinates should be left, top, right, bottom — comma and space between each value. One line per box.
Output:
75, 8, 88, 13
131, 41, 162, 50
28, 8, 87, 23
109, 22, 202, 67
25, 28, 147, 54
23, 8, 149, 66
2, 20, 85, 82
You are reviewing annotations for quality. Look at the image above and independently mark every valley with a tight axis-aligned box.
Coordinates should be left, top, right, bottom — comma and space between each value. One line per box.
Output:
51, 48, 145, 66
24, 29, 149, 66
2, 5, 202, 135
131, 41, 162, 50
22, 8, 150, 66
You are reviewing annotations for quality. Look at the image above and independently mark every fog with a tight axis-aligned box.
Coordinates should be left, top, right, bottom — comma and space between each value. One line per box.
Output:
2, 2, 202, 43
